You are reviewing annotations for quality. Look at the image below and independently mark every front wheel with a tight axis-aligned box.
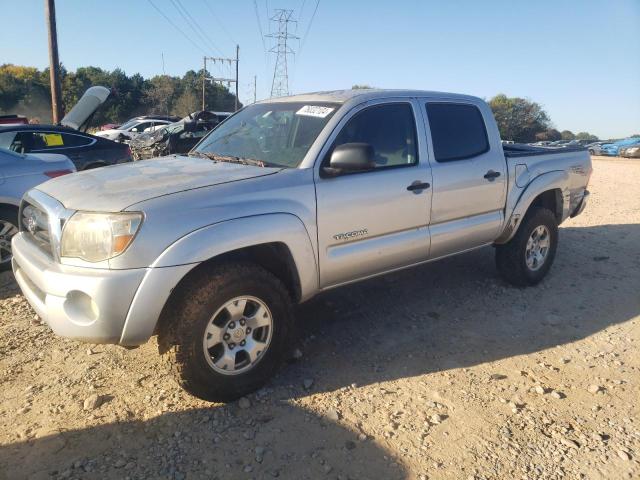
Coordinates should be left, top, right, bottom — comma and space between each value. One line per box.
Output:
495, 208, 558, 286
0, 207, 19, 272
159, 262, 294, 402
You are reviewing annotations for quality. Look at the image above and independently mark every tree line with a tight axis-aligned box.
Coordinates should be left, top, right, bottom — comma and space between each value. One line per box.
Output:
0, 64, 241, 126
0, 65, 610, 144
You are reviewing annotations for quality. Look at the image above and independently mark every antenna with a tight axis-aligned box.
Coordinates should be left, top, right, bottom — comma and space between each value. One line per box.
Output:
266, 9, 298, 98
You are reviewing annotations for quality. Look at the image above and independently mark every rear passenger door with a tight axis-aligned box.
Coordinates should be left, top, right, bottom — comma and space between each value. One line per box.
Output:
422, 101, 507, 258
315, 100, 432, 287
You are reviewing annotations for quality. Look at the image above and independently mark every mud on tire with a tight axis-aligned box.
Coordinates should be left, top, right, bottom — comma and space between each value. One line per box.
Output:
158, 262, 294, 402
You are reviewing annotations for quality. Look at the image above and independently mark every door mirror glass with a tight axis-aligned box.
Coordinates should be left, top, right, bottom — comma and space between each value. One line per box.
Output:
325, 142, 375, 176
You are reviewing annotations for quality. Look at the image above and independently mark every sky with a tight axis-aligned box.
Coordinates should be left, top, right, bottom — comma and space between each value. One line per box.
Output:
1, 0, 638, 139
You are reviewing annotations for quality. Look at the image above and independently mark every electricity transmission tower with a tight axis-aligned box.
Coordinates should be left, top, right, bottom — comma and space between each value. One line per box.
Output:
266, 9, 298, 98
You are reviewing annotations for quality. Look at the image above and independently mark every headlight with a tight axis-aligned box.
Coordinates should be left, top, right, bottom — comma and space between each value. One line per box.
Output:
61, 212, 143, 262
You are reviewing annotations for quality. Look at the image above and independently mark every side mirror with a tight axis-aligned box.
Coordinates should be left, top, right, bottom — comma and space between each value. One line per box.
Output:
324, 143, 375, 176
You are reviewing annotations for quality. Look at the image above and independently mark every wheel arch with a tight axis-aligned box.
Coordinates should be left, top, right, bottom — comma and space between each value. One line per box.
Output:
119, 214, 318, 346
495, 170, 569, 244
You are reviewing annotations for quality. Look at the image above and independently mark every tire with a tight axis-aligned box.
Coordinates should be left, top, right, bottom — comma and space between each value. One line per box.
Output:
159, 262, 294, 402
0, 206, 19, 272
495, 207, 558, 287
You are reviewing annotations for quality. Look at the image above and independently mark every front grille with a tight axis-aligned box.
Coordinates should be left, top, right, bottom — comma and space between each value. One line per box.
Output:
20, 200, 53, 256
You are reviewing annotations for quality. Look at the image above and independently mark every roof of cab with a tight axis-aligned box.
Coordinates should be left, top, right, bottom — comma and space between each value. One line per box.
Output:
259, 89, 482, 105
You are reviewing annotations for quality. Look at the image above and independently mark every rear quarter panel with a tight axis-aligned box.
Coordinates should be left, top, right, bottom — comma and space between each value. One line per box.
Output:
505, 149, 592, 226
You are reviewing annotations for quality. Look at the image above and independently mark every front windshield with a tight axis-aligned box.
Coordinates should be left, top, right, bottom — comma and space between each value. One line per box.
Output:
194, 102, 339, 168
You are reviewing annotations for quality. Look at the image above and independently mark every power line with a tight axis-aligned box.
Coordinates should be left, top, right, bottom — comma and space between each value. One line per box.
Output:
146, 0, 208, 55
170, 0, 225, 56
253, 0, 267, 55
200, 0, 237, 46
300, 0, 319, 52
297, 0, 307, 33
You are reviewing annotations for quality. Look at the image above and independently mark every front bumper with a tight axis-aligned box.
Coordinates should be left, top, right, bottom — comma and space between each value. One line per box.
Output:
11, 232, 193, 346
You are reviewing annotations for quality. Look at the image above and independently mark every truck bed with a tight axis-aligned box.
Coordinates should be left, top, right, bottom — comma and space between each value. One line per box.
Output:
503, 143, 587, 158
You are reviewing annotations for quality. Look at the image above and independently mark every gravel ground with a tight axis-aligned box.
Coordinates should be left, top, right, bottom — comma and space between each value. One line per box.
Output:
0, 157, 638, 480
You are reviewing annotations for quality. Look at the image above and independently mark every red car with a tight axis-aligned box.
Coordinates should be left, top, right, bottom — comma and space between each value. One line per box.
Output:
0, 115, 28, 126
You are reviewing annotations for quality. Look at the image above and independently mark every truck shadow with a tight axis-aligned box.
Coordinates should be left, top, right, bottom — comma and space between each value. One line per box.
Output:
0, 405, 406, 480
0, 223, 636, 479
285, 223, 640, 394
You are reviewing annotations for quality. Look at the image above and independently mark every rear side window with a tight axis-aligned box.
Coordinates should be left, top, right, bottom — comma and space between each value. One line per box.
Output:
426, 103, 489, 162
61, 133, 94, 147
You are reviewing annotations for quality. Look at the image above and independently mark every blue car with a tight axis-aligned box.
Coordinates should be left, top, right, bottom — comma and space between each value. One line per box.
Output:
0, 148, 75, 270
600, 138, 640, 156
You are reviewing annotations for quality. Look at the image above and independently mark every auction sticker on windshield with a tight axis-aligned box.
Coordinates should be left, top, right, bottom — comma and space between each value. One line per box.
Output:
296, 105, 334, 118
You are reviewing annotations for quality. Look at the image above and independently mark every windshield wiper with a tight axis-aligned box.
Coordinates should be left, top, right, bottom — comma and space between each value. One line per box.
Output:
189, 151, 272, 168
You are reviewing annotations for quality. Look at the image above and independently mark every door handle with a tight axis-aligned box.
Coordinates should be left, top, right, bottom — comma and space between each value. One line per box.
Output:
483, 170, 501, 180
407, 181, 430, 192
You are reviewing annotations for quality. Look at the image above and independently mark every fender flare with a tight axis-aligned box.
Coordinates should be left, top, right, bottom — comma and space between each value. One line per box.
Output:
152, 212, 318, 299
119, 213, 318, 346
495, 170, 570, 244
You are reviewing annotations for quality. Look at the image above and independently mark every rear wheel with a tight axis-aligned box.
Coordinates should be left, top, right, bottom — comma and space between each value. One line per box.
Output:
495, 208, 558, 286
159, 262, 294, 402
0, 206, 19, 272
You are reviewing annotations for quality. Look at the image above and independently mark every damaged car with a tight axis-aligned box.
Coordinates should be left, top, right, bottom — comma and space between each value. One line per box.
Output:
129, 111, 223, 160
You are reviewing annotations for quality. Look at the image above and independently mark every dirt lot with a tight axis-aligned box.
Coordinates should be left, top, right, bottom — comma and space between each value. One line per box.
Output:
0, 157, 638, 480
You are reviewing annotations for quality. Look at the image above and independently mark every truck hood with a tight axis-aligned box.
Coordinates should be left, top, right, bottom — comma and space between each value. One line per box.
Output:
36, 155, 280, 211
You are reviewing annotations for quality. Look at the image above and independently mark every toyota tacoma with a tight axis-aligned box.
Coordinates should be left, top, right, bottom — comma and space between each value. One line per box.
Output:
11, 90, 591, 401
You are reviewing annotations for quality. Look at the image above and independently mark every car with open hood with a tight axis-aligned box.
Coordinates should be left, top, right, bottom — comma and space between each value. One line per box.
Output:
0, 86, 131, 170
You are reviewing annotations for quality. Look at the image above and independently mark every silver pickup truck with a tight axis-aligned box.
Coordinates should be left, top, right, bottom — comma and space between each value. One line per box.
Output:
11, 90, 591, 401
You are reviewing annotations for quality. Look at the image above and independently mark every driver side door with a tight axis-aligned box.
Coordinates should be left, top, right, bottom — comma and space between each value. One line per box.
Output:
314, 100, 432, 288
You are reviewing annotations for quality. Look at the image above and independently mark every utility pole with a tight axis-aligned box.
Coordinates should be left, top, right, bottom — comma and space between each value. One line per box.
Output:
45, 0, 63, 123
201, 46, 240, 112
202, 56, 206, 110
254, 75, 257, 103
235, 45, 239, 111
267, 9, 298, 98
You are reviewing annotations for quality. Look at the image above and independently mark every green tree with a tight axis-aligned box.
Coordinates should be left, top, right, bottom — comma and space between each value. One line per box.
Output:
488, 94, 551, 143
560, 130, 575, 140
535, 129, 562, 141
0, 64, 241, 125
352, 84, 373, 89
575, 131, 599, 141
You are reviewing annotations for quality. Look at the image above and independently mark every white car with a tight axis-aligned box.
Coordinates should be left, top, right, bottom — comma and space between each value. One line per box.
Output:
95, 116, 176, 142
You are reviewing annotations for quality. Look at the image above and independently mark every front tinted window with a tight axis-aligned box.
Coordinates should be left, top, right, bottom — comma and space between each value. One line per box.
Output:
332, 103, 417, 168
195, 102, 338, 168
426, 103, 489, 162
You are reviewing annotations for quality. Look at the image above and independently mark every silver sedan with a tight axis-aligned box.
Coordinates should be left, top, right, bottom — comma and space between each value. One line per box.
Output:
0, 148, 75, 270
